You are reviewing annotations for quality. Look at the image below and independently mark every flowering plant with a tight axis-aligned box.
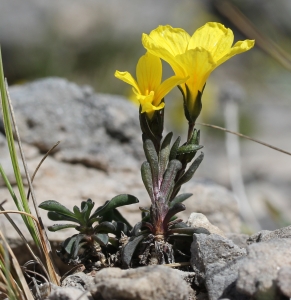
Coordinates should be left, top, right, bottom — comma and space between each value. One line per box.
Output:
40, 22, 254, 269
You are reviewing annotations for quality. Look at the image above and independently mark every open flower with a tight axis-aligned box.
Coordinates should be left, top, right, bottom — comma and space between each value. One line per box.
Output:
115, 52, 187, 119
142, 22, 255, 122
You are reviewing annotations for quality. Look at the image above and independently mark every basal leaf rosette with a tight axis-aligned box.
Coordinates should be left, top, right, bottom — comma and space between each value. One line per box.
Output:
142, 22, 255, 123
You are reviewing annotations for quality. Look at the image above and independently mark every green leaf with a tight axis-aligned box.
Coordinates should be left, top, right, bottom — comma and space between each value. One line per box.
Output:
143, 139, 159, 193
91, 194, 139, 218
62, 235, 78, 255
80, 199, 95, 223
109, 237, 119, 248
159, 132, 173, 177
175, 152, 204, 189
93, 221, 116, 234
170, 193, 193, 208
169, 227, 210, 235
163, 203, 186, 227
114, 221, 129, 238
39, 200, 76, 219
189, 129, 200, 145
47, 224, 78, 232
94, 233, 109, 246
111, 208, 133, 230
121, 234, 146, 268
169, 136, 181, 161
47, 211, 79, 224
141, 161, 154, 202
177, 144, 203, 155
130, 222, 142, 236
73, 205, 87, 225
160, 160, 182, 203
0, 50, 39, 245
72, 234, 86, 258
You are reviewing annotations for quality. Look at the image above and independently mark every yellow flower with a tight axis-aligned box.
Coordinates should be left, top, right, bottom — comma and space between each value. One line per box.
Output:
142, 22, 255, 122
115, 52, 187, 119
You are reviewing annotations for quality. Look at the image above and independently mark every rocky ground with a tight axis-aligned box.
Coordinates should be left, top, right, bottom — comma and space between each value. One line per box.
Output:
1, 78, 291, 299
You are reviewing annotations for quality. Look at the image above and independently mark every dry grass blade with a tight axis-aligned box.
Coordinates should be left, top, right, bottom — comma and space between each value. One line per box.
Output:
196, 122, 291, 156
0, 210, 60, 285
27, 141, 60, 200
0, 230, 34, 300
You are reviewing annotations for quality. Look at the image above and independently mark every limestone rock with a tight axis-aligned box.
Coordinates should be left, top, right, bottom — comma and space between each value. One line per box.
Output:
276, 266, 291, 297
187, 212, 225, 236
92, 266, 189, 300
236, 238, 291, 298
190, 233, 246, 285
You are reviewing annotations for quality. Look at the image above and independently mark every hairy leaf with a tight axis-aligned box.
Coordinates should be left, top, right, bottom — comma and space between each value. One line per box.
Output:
169, 226, 210, 235
170, 193, 193, 207
141, 161, 154, 202
92, 194, 139, 218
163, 203, 186, 227
169, 136, 181, 161
93, 221, 116, 234
160, 160, 182, 203
94, 233, 109, 246
175, 152, 204, 189
159, 132, 173, 178
39, 200, 76, 218
47, 224, 78, 232
47, 211, 79, 223
121, 234, 146, 268
177, 144, 203, 155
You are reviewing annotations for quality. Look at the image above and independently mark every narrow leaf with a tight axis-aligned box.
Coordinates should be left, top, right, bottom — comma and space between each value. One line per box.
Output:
169, 227, 210, 235
159, 132, 173, 178
177, 144, 203, 155
143, 139, 159, 197
163, 203, 186, 227
170, 193, 193, 207
92, 194, 139, 218
169, 136, 181, 161
93, 221, 116, 234
114, 222, 129, 238
112, 208, 133, 230
39, 200, 76, 218
47, 211, 79, 223
94, 233, 109, 246
160, 160, 182, 203
121, 234, 145, 268
175, 152, 204, 189
141, 161, 154, 202
48, 224, 78, 232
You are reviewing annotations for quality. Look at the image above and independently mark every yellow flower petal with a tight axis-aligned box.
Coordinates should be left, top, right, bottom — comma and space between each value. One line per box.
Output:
115, 70, 140, 93
188, 22, 234, 62
142, 26, 188, 78
175, 48, 215, 101
136, 52, 162, 95
216, 39, 255, 66
154, 75, 188, 107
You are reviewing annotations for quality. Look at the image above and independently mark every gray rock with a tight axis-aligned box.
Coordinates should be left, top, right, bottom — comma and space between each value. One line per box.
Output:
205, 258, 249, 300
187, 213, 225, 236
48, 287, 92, 300
247, 225, 291, 244
62, 272, 94, 292
236, 238, 291, 298
190, 233, 246, 285
276, 266, 291, 297
225, 233, 249, 249
92, 266, 189, 300
6, 77, 143, 171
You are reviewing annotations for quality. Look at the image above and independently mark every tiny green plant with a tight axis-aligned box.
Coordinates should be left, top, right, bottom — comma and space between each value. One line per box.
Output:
39, 194, 138, 268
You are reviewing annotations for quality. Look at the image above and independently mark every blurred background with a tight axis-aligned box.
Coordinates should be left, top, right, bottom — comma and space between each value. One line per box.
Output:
1, 0, 291, 231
